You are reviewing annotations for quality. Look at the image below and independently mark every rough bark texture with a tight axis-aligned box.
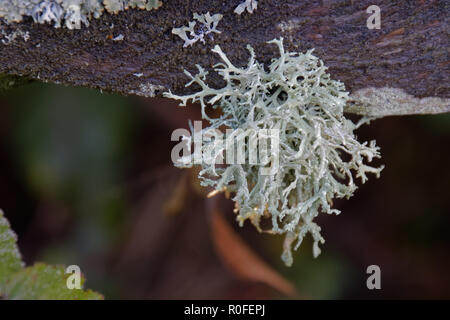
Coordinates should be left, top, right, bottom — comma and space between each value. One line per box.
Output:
0, 0, 449, 114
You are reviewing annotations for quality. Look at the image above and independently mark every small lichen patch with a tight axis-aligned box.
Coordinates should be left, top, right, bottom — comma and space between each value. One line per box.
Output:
131, 82, 165, 97
112, 33, 124, 41
347, 87, 450, 117
1, 28, 29, 44
172, 12, 223, 47
277, 18, 305, 33
0, 0, 163, 30
164, 38, 384, 266
234, 0, 258, 15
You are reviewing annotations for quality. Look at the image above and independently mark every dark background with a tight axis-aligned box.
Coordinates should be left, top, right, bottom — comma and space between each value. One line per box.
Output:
0, 82, 449, 299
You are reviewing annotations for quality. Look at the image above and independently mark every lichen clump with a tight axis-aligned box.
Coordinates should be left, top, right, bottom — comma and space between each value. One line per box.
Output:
165, 38, 384, 266
234, 0, 258, 15
1, 28, 30, 44
172, 12, 223, 48
0, 0, 162, 29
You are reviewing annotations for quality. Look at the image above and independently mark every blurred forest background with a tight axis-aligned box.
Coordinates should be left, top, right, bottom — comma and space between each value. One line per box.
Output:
0, 82, 449, 299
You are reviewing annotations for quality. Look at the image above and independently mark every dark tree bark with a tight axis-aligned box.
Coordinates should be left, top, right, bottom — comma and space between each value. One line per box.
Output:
0, 0, 448, 115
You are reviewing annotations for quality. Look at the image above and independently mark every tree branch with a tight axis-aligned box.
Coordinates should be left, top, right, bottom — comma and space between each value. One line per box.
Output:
0, 0, 448, 116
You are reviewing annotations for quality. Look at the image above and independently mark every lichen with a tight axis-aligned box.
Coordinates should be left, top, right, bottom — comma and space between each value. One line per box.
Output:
112, 33, 124, 41
234, 0, 258, 15
0, 0, 163, 30
130, 82, 165, 97
1, 28, 29, 44
164, 38, 384, 266
347, 87, 450, 117
172, 12, 223, 48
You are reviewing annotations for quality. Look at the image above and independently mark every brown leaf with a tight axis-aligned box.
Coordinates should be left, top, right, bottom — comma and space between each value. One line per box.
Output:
162, 171, 189, 216
208, 198, 299, 298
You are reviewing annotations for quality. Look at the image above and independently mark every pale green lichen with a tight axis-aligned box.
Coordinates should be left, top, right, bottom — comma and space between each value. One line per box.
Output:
172, 12, 223, 48
347, 87, 450, 117
164, 38, 384, 266
1, 28, 30, 44
234, 0, 258, 15
0, 0, 162, 30
130, 82, 165, 97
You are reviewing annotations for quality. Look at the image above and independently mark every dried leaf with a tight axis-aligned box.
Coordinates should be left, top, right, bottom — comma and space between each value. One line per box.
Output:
208, 201, 298, 298
162, 171, 189, 216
